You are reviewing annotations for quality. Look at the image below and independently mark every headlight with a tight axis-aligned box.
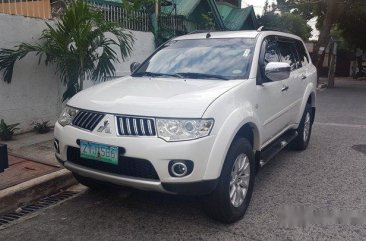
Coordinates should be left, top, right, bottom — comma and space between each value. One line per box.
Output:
58, 106, 78, 126
156, 118, 214, 142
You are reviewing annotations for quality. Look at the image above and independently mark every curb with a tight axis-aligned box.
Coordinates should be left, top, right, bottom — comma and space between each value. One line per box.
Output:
0, 169, 77, 215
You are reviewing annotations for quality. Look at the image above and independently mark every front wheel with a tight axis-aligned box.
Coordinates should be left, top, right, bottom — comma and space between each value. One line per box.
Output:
202, 138, 255, 223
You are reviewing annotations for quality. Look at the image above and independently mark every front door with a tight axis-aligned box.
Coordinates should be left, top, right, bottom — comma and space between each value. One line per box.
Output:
255, 37, 290, 144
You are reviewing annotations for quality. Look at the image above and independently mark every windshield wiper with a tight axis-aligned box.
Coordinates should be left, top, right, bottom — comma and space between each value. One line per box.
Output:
134, 72, 184, 79
175, 72, 229, 80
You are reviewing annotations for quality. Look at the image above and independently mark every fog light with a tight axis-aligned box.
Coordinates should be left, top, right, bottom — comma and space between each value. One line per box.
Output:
168, 160, 194, 177
172, 162, 187, 177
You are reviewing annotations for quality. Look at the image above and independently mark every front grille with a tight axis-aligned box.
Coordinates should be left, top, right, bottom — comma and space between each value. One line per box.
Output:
116, 116, 156, 136
72, 111, 105, 131
67, 147, 160, 180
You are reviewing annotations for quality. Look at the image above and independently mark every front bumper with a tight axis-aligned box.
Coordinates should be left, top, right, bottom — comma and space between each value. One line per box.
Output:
54, 122, 219, 195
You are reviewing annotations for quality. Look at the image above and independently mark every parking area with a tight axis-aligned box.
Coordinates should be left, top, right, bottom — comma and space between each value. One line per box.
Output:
1, 78, 366, 241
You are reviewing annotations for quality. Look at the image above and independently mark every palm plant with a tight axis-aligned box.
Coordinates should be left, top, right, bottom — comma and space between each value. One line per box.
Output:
0, 0, 134, 101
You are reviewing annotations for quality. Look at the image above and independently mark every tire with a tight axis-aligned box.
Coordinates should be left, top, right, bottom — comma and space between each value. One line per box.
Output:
290, 104, 313, 151
202, 138, 255, 223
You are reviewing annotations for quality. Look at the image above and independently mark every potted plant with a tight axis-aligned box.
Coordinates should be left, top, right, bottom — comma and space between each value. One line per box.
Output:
0, 119, 20, 141
33, 121, 51, 134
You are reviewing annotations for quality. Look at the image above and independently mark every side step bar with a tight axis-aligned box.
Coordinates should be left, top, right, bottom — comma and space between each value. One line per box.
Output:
259, 130, 298, 167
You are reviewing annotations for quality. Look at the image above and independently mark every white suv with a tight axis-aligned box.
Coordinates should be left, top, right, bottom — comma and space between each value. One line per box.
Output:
54, 30, 316, 223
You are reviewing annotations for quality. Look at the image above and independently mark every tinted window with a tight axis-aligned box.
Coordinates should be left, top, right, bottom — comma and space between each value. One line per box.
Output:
296, 40, 309, 67
277, 40, 298, 71
264, 40, 280, 67
134, 38, 256, 80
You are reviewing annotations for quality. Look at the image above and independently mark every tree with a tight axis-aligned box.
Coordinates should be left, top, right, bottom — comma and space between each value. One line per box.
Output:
337, 3, 366, 49
258, 1, 312, 41
123, 0, 155, 12
0, 0, 135, 101
274, 0, 366, 75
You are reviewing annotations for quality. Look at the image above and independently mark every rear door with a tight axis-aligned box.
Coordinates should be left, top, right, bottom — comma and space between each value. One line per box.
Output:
294, 40, 312, 115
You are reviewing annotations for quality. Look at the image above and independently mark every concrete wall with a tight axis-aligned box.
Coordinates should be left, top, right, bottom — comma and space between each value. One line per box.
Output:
0, 14, 155, 132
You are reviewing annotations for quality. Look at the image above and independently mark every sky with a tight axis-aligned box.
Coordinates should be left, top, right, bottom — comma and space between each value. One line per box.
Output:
241, 0, 276, 15
241, 0, 319, 40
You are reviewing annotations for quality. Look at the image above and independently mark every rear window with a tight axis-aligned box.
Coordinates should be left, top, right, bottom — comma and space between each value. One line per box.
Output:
296, 40, 309, 67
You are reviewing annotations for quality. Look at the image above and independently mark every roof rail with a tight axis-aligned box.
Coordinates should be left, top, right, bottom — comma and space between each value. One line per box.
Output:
187, 30, 210, 34
256, 26, 292, 34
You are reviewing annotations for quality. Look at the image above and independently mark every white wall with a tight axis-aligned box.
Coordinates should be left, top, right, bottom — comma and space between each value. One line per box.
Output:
0, 14, 61, 132
0, 14, 155, 132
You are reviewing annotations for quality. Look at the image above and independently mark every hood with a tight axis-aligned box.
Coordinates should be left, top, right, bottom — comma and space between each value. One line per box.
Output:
67, 76, 243, 117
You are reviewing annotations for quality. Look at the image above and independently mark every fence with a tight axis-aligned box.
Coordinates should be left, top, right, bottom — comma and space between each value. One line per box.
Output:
0, 0, 199, 34
159, 15, 202, 34
0, 0, 51, 19
89, 1, 150, 32
0, 0, 151, 31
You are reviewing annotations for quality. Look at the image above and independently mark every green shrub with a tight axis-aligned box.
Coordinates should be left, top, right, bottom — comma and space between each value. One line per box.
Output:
33, 121, 51, 134
0, 119, 20, 141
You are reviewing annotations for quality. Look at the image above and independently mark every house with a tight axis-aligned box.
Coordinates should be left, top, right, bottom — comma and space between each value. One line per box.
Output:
160, 0, 257, 32
0, 0, 51, 19
216, 2, 257, 30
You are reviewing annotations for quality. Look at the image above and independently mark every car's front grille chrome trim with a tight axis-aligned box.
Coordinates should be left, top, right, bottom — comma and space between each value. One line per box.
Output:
72, 111, 105, 131
116, 116, 156, 136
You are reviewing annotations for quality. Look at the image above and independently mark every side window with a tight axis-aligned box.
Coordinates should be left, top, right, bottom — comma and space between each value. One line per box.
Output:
277, 40, 298, 71
296, 40, 309, 67
263, 40, 280, 67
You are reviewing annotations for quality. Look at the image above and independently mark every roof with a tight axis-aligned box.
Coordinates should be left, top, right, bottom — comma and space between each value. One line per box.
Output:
216, 2, 257, 30
161, 0, 226, 30
173, 30, 304, 41
174, 30, 260, 40
94, 0, 258, 31
161, 0, 257, 31
161, 0, 201, 16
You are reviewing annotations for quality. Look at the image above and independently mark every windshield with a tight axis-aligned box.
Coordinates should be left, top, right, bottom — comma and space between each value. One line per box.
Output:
133, 38, 256, 80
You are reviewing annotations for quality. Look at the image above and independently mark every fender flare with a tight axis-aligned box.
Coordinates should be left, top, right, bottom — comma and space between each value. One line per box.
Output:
297, 83, 316, 124
203, 107, 262, 179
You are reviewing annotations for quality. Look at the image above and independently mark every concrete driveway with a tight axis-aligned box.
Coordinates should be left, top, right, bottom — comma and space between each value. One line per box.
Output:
1, 78, 366, 241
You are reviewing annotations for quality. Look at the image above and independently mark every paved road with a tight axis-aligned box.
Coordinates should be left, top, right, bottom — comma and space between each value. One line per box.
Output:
1, 78, 366, 241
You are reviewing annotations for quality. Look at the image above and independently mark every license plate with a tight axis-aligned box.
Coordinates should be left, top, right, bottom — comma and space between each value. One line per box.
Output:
80, 140, 119, 165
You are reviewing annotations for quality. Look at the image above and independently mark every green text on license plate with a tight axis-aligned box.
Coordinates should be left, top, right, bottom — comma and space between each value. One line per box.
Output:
80, 140, 119, 165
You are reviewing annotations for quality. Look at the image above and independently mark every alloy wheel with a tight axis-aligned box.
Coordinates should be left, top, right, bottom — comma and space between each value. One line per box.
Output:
229, 153, 250, 208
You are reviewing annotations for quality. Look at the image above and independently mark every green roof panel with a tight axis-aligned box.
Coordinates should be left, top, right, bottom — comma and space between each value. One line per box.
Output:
216, 2, 256, 30
161, 0, 201, 17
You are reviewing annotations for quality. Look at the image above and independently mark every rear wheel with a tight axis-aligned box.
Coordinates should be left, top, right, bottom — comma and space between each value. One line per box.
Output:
290, 104, 313, 151
202, 138, 255, 223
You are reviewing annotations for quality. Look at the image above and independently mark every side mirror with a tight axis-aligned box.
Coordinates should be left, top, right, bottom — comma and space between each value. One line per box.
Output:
130, 62, 141, 73
264, 62, 291, 82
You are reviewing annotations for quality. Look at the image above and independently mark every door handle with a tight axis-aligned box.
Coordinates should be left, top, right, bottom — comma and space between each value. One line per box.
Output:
300, 74, 307, 80
281, 85, 289, 92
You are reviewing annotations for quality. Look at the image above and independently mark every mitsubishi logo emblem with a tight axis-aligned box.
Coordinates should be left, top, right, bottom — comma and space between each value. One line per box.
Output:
97, 119, 111, 134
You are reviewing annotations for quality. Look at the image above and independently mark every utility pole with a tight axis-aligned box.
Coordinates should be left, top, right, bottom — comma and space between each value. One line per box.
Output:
152, 0, 161, 35
155, 0, 161, 19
